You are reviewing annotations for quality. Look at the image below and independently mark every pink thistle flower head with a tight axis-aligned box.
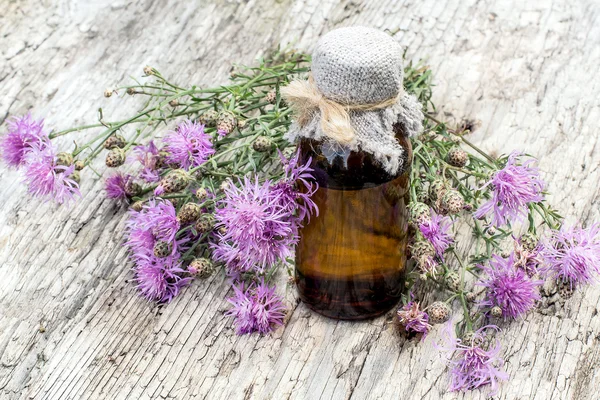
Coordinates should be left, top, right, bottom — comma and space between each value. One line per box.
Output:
397, 301, 432, 339
474, 152, 544, 227
104, 172, 136, 200
163, 120, 214, 170
225, 280, 286, 335
1, 114, 49, 167
437, 324, 508, 393
23, 144, 80, 204
134, 253, 191, 303
541, 224, 600, 288
131, 140, 160, 183
274, 149, 319, 225
477, 253, 542, 319
419, 209, 453, 259
212, 176, 297, 273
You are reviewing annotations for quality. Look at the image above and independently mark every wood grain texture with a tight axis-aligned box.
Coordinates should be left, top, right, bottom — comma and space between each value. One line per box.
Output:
1, 0, 599, 399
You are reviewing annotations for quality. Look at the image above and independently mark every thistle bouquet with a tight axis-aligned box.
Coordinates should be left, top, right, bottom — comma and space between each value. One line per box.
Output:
2, 50, 599, 394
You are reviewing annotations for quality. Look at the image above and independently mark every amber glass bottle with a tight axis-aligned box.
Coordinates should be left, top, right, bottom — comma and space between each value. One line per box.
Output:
295, 126, 412, 320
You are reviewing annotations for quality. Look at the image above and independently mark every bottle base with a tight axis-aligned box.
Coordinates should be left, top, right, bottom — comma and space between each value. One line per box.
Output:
296, 270, 404, 320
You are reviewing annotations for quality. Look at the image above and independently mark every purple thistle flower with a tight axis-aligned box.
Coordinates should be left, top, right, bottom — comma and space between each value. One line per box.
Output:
225, 280, 286, 335
136, 199, 180, 243
478, 253, 542, 319
125, 200, 184, 263
131, 140, 160, 183
541, 224, 600, 287
1, 114, 49, 167
104, 172, 135, 200
23, 144, 80, 204
163, 120, 214, 170
397, 301, 432, 338
437, 324, 508, 393
273, 149, 319, 226
212, 176, 297, 273
474, 152, 544, 227
419, 209, 453, 259
134, 253, 191, 303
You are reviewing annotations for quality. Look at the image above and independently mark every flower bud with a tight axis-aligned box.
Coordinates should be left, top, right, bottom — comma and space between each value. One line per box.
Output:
558, 281, 575, 299
465, 292, 476, 302
441, 190, 464, 215
105, 148, 126, 168
196, 187, 209, 201
194, 215, 214, 234
125, 180, 142, 197
169, 99, 179, 107
70, 171, 81, 184
104, 88, 114, 98
219, 180, 231, 193
490, 306, 503, 317
408, 202, 431, 226
56, 152, 74, 167
237, 119, 247, 129
428, 179, 447, 202
487, 226, 497, 235
143, 66, 154, 76
265, 89, 277, 104
153, 240, 172, 258
252, 136, 273, 152
428, 301, 451, 324
410, 239, 435, 259
131, 201, 144, 212
446, 147, 468, 168
104, 134, 126, 149
74, 160, 85, 171
519, 233, 538, 251
462, 331, 484, 347
216, 111, 237, 136
158, 169, 190, 194
445, 271, 461, 292
198, 110, 219, 127
177, 203, 202, 224
188, 257, 214, 278
126, 87, 136, 95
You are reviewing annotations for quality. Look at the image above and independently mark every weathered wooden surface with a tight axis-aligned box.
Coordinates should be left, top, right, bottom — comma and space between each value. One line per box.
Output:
1, 0, 600, 399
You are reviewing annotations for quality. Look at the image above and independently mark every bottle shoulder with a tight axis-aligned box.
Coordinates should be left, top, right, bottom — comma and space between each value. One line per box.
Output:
298, 133, 412, 190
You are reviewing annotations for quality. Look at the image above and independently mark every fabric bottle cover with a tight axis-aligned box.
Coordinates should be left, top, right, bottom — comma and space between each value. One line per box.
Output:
284, 26, 424, 175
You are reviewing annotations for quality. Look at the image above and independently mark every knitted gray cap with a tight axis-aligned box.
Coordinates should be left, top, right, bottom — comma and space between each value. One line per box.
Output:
285, 26, 424, 175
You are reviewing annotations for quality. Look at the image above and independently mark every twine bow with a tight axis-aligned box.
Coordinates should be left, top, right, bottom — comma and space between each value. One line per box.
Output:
281, 75, 401, 145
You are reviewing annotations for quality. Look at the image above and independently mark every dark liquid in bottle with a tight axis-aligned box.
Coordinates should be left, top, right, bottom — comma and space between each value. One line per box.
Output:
296, 133, 411, 320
